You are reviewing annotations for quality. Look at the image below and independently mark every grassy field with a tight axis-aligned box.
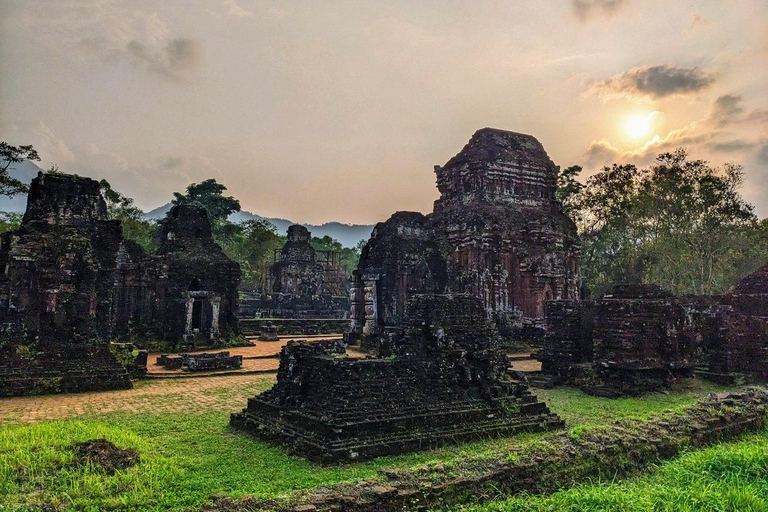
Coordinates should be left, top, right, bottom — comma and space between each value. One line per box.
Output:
0, 378, 759, 512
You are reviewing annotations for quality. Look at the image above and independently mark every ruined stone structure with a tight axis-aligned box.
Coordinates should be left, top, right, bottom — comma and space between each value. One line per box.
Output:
724, 261, 768, 320
538, 285, 696, 395
0, 173, 241, 396
698, 261, 768, 383
231, 294, 563, 463
0, 173, 131, 396
112, 204, 241, 343
271, 225, 347, 299
540, 271, 768, 393
351, 128, 580, 343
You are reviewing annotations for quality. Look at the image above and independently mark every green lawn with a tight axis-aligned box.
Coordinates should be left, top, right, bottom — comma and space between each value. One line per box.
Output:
0, 379, 752, 512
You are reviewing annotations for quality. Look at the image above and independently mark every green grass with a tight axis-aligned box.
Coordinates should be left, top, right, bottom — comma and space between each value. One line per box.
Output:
0, 379, 748, 512
451, 429, 768, 512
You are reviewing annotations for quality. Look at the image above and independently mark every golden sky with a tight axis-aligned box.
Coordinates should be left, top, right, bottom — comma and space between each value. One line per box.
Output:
1, 0, 766, 222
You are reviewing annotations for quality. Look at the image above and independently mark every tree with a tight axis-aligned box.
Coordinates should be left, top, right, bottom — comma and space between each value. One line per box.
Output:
99, 179, 143, 221
99, 179, 158, 252
311, 235, 361, 275
0, 212, 22, 235
0, 142, 40, 197
171, 179, 240, 224
218, 219, 281, 289
556, 165, 585, 219
560, 149, 766, 297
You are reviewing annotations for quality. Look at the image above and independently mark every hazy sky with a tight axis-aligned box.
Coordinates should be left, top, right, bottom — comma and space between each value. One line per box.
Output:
1, 0, 766, 222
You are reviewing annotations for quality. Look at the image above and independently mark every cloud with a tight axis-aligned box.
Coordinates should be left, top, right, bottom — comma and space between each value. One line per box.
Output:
707, 139, 755, 152
590, 64, 715, 102
160, 156, 183, 169
126, 37, 204, 80
222, 0, 254, 18
685, 14, 709, 35
757, 144, 768, 165
19, 5, 204, 83
709, 94, 745, 125
572, 0, 628, 23
33, 121, 76, 164
583, 94, 768, 177
708, 94, 768, 126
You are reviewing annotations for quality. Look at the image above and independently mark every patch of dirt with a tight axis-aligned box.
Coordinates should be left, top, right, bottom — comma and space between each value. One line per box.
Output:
69, 439, 140, 475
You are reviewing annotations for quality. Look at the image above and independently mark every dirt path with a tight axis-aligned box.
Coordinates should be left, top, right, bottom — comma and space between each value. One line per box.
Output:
0, 373, 275, 425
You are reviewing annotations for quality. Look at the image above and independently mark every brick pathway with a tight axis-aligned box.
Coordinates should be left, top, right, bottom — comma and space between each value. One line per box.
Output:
0, 373, 275, 425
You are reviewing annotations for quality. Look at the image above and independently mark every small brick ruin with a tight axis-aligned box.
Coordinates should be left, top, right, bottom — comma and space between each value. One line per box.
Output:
231, 294, 563, 463
538, 285, 696, 396
351, 128, 580, 344
0, 172, 241, 396
0, 173, 132, 396
239, 224, 349, 336
539, 274, 768, 394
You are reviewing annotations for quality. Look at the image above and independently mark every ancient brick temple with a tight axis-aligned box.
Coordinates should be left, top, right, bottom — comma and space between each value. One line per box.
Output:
270, 224, 347, 300
238, 224, 349, 332
155, 204, 241, 341
0, 173, 241, 396
0, 173, 131, 396
538, 284, 697, 395
111, 203, 241, 343
231, 294, 563, 463
351, 128, 580, 343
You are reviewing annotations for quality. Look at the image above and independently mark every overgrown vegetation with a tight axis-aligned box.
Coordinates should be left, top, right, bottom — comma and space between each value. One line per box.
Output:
454, 431, 768, 512
558, 149, 768, 297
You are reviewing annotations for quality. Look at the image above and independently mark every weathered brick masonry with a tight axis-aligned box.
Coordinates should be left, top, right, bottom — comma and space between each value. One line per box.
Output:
231, 294, 563, 463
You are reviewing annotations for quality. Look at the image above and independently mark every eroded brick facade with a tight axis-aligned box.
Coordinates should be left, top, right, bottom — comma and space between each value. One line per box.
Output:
0, 173, 241, 396
351, 128, 580, 343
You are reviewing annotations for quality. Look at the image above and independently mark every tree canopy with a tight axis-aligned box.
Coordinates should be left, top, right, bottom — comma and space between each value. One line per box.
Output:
560, 149, 768, 297
171, 179, 240, 223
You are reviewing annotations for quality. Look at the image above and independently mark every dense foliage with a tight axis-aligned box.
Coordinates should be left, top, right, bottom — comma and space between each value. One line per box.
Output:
559, 149, 768, 297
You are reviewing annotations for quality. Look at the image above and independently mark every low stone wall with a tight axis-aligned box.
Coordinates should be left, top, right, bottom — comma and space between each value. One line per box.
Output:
221, 389, 768, 512
0, 348, 131, 397
238, 318, 349, 336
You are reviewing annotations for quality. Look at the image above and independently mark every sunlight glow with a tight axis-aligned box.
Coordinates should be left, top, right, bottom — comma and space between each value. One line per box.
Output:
625, 114, 652, 138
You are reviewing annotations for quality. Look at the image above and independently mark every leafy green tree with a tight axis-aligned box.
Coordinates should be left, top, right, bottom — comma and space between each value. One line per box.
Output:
218, 219, 281, 289
0, 142, 40, 196
311, 235, 361, 275
556, 165, 585, 220
171, 179, 240, 224
561, 150, 766, 297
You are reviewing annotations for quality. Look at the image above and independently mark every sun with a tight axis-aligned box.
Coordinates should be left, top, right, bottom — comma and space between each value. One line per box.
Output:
625, 114, 652, 138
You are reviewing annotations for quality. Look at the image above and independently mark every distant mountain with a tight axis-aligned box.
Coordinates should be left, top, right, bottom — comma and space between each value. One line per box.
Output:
0, 166, 374, 247
145, 203, 374, 248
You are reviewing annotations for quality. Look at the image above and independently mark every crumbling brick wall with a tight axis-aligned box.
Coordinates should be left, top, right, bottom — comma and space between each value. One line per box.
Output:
0, 172, 131, 396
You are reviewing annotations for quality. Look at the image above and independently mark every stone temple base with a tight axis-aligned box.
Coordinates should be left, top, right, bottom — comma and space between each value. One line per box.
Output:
0, 349, 131, 397
231, 295, 563, 464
